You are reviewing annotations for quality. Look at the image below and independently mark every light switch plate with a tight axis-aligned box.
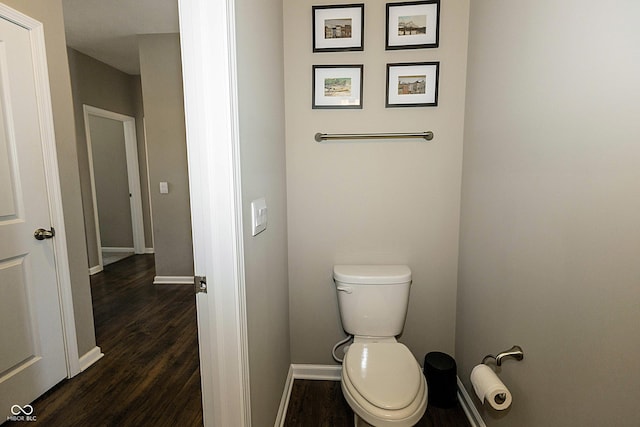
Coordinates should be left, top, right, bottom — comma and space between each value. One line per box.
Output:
251, 197, 267, 236
159, 181, 169, 194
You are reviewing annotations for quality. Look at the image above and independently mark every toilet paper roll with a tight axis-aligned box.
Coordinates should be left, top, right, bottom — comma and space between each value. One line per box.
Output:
470, 364, 512, 410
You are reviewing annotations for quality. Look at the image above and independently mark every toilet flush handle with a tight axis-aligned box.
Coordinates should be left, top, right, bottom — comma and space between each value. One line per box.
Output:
336, 285, 353, 294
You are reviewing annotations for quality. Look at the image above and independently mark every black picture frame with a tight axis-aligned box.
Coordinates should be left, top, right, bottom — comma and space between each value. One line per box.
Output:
313, 4, 365, 53
385, 0, 440, 50
312, 64, 364, 109
386, 62, 439, 107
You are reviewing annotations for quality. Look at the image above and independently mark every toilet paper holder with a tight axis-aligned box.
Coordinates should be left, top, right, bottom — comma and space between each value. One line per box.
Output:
482, 345, 524, 366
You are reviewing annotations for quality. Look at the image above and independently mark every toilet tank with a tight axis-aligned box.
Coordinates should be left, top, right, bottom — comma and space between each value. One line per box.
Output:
333, 265, 412, 337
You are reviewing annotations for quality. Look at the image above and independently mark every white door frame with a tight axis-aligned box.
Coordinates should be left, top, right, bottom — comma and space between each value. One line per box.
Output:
0, 4, 80, 377
83, 104, 145, 272
179, 0, 251, 426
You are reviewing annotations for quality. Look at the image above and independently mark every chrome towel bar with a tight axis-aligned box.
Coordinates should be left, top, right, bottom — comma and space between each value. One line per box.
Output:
314, 131, 434, 142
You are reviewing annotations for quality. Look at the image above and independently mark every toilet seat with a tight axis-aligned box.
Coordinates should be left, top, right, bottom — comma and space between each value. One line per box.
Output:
341, 342, 427, 426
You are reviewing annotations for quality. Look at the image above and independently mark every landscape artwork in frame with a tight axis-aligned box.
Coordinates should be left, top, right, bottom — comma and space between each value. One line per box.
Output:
313, 4, 365, 52
386, 0, 440, 50
313, 65, 363, 109
386, 62, 439, 107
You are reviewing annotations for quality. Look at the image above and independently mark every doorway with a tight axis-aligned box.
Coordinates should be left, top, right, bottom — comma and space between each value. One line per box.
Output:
83, 105, 145, 272
62, 0, 202, 417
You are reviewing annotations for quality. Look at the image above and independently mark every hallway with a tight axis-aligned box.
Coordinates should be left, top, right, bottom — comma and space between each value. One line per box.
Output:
7, 255, 202, 426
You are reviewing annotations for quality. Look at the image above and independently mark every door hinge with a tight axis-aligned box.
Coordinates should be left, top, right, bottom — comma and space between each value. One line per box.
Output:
194, 275, 207, 294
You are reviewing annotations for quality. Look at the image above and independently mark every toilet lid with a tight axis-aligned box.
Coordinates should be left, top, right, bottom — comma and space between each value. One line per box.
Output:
344, 342, 422, 410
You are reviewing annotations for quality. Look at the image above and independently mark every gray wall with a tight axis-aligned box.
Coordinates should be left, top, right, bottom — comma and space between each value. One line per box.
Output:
456, 1, 640, 426
4, 0, 96, 356
284, 0, 470, 364
67, 48, 153, 268
235, 0, 290, 424
138, 33, 193, 277
89, 115, 133, 248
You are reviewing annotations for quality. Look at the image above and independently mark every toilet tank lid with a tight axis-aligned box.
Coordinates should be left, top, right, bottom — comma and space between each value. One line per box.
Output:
333, 265, 411, 285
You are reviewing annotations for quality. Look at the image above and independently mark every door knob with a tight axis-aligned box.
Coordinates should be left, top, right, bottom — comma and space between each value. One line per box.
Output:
34, 227, 55, 240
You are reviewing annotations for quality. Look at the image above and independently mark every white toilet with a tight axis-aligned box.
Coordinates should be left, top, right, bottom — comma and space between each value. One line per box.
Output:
334, 265, 427, 427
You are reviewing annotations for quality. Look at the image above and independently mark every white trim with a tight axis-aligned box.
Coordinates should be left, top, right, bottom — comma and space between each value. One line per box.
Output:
457, 376, 486, 427
292, 364, 342, 381
88, 265, 103, 275
179, 0, 251, 426
101, 246, 135, 253
142, 117, 154, 249
275, 365, 341, 427
82, 105, 146, 274
274, 366, 294, 427
144, 247, 155, 254
121, 113, 145, 254
0, 4, 81, 378
153, 275, 194, 285
79, 346, 104, 372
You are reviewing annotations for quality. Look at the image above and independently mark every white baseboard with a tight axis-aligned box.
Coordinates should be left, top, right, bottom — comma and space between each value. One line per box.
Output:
457, 376, 486, 427
274, 364, 342, 427
275, 364, 341, 427
274, 365, 294, 427
153, 275, 194, 285
144, 247, 155, 254
79, 346, 104, 372
291, 364, 341, 381
89, 265, 103, 275
101, 247, 135, 253
275, 365, 486, 427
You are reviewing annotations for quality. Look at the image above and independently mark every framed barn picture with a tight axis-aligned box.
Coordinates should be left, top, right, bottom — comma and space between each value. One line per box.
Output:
313, 4, 365, 52
386, 62, 439, 107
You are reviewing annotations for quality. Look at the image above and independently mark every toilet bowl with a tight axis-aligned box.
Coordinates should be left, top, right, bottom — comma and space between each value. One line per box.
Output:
341, 341, 427, 426
333, 265, 428, 426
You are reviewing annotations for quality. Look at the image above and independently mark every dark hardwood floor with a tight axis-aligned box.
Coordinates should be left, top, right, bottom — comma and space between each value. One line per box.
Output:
284, 380, 471, 427
6, 255, 202, 426
7, 255, 469, 427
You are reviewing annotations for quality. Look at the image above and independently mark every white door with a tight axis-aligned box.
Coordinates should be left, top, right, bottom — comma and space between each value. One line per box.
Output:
179, 1, 251, 425
0, 15, 67, 418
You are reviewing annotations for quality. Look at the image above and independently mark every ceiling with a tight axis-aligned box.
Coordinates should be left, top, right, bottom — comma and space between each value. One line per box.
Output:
62, 0, 180, 75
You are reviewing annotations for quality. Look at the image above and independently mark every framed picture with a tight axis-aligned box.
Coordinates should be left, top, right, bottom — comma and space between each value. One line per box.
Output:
313, 65, 363, 109
313, 4, 365, 52
386, 0, 440, 50
386, 62, 439, 107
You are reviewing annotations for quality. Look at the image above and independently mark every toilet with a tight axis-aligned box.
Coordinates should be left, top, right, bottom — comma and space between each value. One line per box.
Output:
334, 265, 427, 427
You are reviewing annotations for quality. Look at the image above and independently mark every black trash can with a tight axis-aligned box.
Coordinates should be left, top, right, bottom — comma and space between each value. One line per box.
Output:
423, 351, 457, 408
